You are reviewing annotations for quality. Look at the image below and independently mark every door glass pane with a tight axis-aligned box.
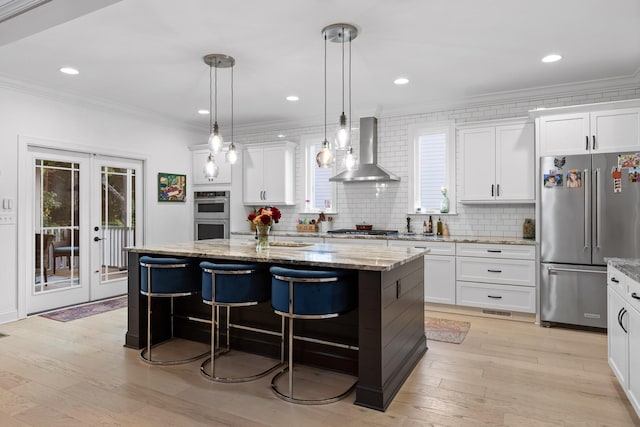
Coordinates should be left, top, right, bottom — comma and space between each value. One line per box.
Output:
34, 159, 80, 293
101, 166, 136, 282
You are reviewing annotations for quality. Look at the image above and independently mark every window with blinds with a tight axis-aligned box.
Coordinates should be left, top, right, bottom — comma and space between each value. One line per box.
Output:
408, 122, 455, 214
304, 137, 335, 212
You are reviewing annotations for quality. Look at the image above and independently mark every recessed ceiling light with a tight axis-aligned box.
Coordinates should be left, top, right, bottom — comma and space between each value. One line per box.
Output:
59, 67, 79, 75
542, 54, 562, 63
394, 77, 409, 85
197, 109, 209, 115
286, 95, 299, 101
277, 134, 285, 138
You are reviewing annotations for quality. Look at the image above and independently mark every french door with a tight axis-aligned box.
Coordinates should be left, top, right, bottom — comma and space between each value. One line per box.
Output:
27, 147, 142, 314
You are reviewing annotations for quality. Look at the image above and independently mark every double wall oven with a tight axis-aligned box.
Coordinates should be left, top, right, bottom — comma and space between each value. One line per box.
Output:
194, 191, 230, 240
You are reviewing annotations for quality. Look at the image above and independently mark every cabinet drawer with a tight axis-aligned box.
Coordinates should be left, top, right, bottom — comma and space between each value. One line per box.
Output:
388, 240, 455, 256
628, 278, 640, 314
456, 243, 535, 260
456, 281, 536, 313
608, 266, 628, 293
457, 257, 535, 286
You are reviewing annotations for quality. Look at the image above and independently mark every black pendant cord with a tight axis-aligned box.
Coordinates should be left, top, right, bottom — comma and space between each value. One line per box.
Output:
209, 63, 213, 133
231, 67, 233, 147
348, 30, 352, 145
341, 26, 345, 117
214, 61, 218, 126
324, 32, 327, 144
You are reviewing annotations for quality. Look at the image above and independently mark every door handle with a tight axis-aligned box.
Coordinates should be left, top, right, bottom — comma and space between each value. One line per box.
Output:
487, 249, 502, 253
611, 277, 620, 283
487, 295, 502, 299
585, 136, 589, 151
619, 307, 628, 333
496, 184, 500, 197
93, 236, 104, 242
595, 168, 601, 249
487, 269, 502, 273
592, 135, 596, 150
491, 184, 494, 197
583, 169, 589, 250
632, 293, 640, 300
547, 267, 606, 274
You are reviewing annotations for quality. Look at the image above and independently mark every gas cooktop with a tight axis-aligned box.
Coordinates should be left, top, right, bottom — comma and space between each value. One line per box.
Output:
327, 229, 398, 236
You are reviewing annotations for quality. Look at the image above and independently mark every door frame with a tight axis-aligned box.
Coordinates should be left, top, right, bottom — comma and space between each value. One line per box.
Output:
17, 135, 147, 318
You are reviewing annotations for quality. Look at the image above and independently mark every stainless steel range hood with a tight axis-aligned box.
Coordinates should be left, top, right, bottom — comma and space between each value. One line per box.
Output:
329, 117, 400, 182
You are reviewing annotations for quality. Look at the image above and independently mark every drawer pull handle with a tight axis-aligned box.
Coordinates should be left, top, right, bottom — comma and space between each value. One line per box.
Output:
487, 249, 502, 253
487, 295, 502, 299
487, 269, 502, 273
632, 293, 640, 300
611, 277, 620, 283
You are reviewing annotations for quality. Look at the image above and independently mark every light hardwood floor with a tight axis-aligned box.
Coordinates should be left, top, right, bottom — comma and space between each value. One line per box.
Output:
0, 307, 639, 426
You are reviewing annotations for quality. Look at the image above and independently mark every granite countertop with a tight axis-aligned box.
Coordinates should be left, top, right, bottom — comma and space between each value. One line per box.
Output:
127, 239, 425, 272
607, 258, 640, 283
232, 231, 536, 246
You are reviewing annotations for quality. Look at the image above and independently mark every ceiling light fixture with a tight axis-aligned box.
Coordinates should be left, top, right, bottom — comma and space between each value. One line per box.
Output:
197, 109, 209, 115
542, 54, 562, 63
203, 54, 238, 179
318, 23, 358, 168
286, 95, 299, 101
394, 77, 409, 85
59, 67, 79, 75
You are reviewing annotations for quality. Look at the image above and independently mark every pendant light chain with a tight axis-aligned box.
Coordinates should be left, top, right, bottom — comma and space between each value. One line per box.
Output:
341, 26, 345, 116
214, 62, 218, 124
209, 63, 213, 133
348, 29, 352, 146
324, 32, 327, 143
231, 65, 234, 147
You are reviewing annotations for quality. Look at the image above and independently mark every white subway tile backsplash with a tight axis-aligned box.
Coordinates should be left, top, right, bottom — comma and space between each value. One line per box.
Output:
234, 89, 639, 237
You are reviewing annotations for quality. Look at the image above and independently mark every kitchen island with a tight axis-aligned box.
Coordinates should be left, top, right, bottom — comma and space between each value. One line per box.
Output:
125, 239, 426, 411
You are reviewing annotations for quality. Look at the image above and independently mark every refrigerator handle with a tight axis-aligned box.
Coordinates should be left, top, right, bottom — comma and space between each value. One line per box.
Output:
583, 168, 589, 250
547, 266, 606, 274
595, 168, 601, 249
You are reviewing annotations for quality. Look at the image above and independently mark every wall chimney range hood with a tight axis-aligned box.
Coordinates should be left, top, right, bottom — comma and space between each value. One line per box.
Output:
329, 117, 400, 182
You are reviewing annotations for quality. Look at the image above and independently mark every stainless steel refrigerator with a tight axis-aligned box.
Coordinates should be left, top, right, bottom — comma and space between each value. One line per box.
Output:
540, 152, 640, 328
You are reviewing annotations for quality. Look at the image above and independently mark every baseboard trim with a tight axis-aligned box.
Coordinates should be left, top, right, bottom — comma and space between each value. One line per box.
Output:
425, 302, 536, 323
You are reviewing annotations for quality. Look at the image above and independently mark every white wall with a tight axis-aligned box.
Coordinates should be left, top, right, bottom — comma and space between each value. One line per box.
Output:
0, 85, 202, 323
232, 87, 640, 236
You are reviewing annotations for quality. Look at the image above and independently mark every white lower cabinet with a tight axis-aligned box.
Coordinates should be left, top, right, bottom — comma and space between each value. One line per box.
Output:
455, 243, 536, 313
607, 263, 640, 418
387, 240, 455, 304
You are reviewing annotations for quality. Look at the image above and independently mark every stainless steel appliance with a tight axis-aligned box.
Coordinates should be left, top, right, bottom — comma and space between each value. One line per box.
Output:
194, 191, 229, 240
540, 153, 640, 328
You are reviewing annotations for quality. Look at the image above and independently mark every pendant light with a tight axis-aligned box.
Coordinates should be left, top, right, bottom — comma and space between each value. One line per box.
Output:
316, 28, 334, 168
203, 54, 237, 179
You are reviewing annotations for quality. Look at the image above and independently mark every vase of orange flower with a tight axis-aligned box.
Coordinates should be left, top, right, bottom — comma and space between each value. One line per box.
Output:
247, 206, 281, 251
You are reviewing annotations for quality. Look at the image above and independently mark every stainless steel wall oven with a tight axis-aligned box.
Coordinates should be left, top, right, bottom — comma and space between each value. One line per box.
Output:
194, 191, 229, 240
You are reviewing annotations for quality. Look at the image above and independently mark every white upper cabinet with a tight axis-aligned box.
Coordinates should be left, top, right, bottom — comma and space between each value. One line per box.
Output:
243, 141, 296, 205
460, 120, 534, 203
539, 107, 640, 156
191, 149, 232, 185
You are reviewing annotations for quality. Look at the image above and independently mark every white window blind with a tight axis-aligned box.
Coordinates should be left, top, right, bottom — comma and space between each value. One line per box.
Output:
419, 133, 446, 211
312, 143, 333, 210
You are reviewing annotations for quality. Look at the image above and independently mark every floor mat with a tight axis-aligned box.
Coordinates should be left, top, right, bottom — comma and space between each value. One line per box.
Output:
39, 296, 127, 322
426, 316, 471, 344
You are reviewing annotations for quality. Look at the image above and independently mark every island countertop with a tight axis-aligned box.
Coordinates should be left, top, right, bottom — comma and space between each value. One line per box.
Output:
127, 239, 426, 271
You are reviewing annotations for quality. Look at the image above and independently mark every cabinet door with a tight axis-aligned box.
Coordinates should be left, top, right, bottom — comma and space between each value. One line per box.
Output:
460, 127, 495, 201
627, 304, 640, 415
591, 108, 640, 153
539, 113, 590, 156
425, 255, 455, 304
243, 148, 264, 204
495, 123, 534, 201
608, 287, 628, 389
262, 146, 291, 204
192, 150, 232, 185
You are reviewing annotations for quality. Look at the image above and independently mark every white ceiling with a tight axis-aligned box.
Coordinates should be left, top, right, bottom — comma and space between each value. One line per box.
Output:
0, 0, 639, 134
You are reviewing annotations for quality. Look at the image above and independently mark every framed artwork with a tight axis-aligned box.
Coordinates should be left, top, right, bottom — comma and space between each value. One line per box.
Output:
158, 172, 186, 202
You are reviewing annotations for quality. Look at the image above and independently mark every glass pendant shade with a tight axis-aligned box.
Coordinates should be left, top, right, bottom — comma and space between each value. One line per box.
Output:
316, 140, 333, 168
204, 153, 219, 178
344, 145, 356, 170
208, 122, 223, 153
335, 112, 349, 150
226, 143, 238, 164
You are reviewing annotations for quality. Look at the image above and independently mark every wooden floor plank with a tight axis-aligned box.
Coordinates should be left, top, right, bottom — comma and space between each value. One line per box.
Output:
0, 306, 639, 426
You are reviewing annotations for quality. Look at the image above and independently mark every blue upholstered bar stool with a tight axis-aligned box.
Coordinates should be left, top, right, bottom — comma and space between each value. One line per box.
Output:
269, 266, 358, 405
139, 256, 208, 365
200, 261, 283, 382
